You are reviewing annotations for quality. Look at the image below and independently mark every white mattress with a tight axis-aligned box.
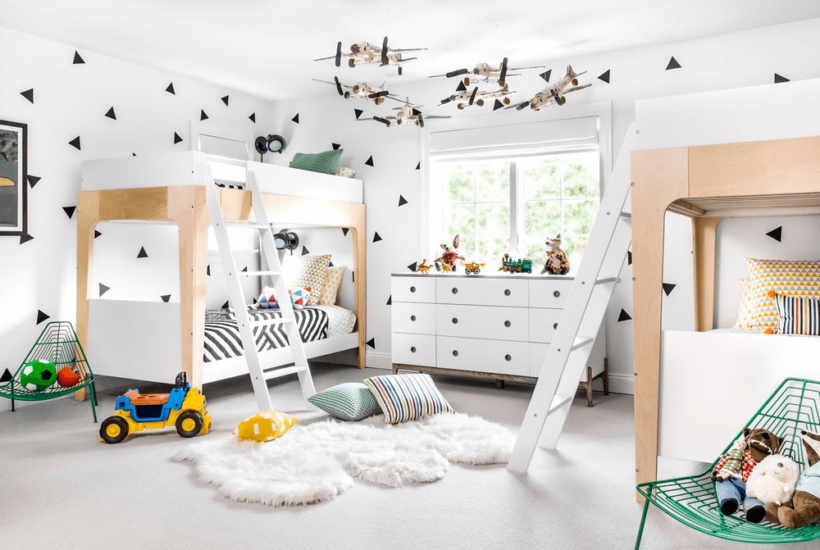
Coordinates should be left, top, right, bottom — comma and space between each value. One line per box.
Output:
313, 305, 357, 337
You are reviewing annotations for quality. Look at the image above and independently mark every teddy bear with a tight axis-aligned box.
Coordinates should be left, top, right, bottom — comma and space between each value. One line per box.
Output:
712, 427, 783, 523
766, 430, 820, 528
435, 234, 465, 272
541, 234, 570, 275
746, 454, 799, 506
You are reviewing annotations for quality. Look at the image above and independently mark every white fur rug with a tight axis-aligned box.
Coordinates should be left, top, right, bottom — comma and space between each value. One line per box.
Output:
174, 413, 515, 507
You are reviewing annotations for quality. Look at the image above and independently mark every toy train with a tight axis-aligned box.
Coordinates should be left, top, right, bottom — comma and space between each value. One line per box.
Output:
500, 258, 533, 274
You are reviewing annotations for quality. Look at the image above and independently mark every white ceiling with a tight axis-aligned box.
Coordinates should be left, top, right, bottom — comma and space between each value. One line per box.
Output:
2, 0, 820, 101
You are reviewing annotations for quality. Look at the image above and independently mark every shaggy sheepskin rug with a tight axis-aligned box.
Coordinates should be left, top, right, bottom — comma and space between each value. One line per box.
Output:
174, 413, 515, 507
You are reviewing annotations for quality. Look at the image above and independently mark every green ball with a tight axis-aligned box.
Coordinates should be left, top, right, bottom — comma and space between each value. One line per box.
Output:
20, 360, 57, 391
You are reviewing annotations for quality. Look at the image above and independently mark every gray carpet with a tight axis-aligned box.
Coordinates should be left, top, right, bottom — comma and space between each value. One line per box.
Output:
0, 365, 807, 550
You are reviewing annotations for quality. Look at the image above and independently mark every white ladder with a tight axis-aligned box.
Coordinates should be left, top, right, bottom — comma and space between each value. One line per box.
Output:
203, 165, 316, 412
507, 123, 636, 472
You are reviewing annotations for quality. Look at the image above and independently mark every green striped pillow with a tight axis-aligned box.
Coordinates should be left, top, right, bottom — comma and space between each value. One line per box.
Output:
307, 382, 381, 421
364, 374, 454, 424
290, 149, 343, 175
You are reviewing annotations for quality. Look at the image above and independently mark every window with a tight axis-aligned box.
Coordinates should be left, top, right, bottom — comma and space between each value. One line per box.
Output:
430, 149, 600, 270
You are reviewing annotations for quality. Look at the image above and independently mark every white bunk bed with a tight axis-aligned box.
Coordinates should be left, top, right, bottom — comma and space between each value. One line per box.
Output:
76, 151, 367, 390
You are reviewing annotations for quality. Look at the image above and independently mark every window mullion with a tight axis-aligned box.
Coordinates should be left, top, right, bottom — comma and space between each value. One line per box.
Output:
509, 160, 517, 257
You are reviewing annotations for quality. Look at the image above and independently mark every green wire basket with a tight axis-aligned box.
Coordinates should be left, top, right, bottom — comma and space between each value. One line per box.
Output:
635, 378, 820, 548
0, 321, 97, 422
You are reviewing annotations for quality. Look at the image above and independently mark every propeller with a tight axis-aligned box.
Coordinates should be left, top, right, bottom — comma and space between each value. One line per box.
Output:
398, 66, 403, 76
381, 36, 389, 65
549, 88, 566, 105
417, 111, 425, 128
499, 57, 508, 86
469, 87, 478, 106
374, 116, 391, 127
334, 76, 343, 96
440, 97, 452, 105
516, 101, 529, 111
446, 68, 470, 78
368, 90, 390, 99
335, 42, 342, 68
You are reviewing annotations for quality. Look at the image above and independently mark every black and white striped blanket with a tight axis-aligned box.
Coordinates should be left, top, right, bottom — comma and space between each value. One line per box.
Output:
203, 307, 328, 363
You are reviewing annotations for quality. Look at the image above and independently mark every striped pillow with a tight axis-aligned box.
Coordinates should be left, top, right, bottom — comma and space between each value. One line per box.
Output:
290, 149, 343, 175
363, 374, 454, 424
775, 292, 820, 336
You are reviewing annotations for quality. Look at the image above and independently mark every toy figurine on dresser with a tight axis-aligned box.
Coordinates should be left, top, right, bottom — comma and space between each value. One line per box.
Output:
435, 234, 465, 273
541, 233, 570, 275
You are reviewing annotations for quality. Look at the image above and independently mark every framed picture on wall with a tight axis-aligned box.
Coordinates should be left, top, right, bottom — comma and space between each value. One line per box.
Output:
0, 120, 27, 237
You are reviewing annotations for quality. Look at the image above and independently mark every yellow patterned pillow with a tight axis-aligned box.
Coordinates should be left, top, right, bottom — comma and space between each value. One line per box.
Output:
233, 411, 297, 442
745, 258, 820, 331
319, 265, 345, 305
285, 254, 331, 305
733, 278, 756, 330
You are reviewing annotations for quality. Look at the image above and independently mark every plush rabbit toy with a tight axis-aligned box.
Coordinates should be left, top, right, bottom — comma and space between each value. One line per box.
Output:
435, 234, 465, 272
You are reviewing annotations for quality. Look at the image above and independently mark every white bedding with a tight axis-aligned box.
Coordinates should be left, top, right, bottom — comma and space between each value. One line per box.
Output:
313, 305, 357, 337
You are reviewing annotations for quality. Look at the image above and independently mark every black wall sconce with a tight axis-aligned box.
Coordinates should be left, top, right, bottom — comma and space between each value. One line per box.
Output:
255, 134, 287, 162
273, 231, 299, 254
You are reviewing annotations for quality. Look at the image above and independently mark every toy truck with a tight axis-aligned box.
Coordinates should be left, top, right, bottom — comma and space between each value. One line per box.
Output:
464, 262, 485, 275
100, 372, 211, 444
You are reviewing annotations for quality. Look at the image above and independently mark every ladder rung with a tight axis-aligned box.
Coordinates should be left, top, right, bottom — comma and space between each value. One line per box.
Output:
239, 271, 280, 278
263, 365, 307, 380
548, 394, 573, 416
226, 221, 270, 229
620, 211, 631, 219
595, 276, 617, 285
250, 317, 294, 328
571, 336, 594, 351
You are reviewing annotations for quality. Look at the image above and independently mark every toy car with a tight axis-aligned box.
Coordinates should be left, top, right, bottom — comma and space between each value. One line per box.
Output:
100, 372, 211, 444
464, 262, 485, 275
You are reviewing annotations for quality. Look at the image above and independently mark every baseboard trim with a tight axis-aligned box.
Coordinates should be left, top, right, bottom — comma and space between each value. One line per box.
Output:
607, 373, 634, 395
365, 352, 393, 370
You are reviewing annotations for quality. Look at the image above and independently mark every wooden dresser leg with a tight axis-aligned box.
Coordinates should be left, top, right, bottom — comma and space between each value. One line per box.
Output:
585, 366, 594, 407
392, 364, 398, 375
603, 357, 610, 395
496, 379, 505, 389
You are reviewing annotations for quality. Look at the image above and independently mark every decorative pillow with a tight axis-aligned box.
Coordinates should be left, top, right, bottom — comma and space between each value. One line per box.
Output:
319, 265, 345, 305
290, 149, 343, 175
285, 254, 331, 305
733, 278, 755, 329
335, 166, 356, 178
233, 410, 297, 442
307, 383, 381, 421
745, 259, 820, 331
257, 286, 310, 310
775, 292, 820, 336
364, 374, 454, 424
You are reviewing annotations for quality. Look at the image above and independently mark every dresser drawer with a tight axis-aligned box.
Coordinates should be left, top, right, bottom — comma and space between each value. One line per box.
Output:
529, 308, 563, 343
436, 277, 528, 307
437, 304, 529, 342
392, 276, 435, 303
437, 336, 529, 376
529, 279, 573, 308
392, 303, 436, 335
392, 333, 436, 367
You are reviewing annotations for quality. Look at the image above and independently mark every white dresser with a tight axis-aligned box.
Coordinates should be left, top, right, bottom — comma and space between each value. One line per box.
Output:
391, 272, 607, 403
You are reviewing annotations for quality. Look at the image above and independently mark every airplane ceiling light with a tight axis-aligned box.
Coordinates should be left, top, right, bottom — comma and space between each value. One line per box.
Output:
315, 37, 426, 75
430, 57, 544, 87
313, 77, 398, 104
357, 99, 450, 128
439, 82, 515, 110
506, 65, 591, 111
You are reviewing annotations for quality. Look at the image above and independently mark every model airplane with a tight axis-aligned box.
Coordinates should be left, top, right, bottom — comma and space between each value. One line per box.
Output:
506, 65, 591, 111
430, 57, 544, 86
315, 37, 425, 75
439, 82, 515, 110
358, 99, 450, 128
313, 77, 398, 105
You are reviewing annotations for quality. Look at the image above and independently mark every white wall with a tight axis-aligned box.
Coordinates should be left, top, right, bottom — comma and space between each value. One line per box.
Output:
268, 17, 820, 388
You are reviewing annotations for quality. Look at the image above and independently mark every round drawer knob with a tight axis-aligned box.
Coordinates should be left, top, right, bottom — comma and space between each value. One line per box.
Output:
554, 290, 561, 298
505, 354, 512, 361
410, 315, 416, 321
452, 287, 458, 294
553, 322, 559, 330
504, 321, 511, 327
410, 346, 416, 353
504, 289, 511, 296
452, 318, 458, 324
452, 350, 459, 357
410, 286, 416, 293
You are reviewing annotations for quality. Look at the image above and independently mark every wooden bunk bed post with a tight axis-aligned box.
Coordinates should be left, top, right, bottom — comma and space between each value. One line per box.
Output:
692, 217, 722, 332
348, 225, 367, 369
75, 191, 101, 402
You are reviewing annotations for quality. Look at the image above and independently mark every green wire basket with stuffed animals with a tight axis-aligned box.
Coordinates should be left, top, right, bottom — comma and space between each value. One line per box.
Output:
635, 378, 820, 548
0, 322, 97, 422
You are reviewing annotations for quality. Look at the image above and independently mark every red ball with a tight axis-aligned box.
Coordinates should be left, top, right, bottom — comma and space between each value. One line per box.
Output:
57, 367, 81, 387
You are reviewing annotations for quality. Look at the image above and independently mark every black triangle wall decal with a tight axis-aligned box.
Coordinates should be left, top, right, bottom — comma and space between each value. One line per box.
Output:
69, 136, 82, 150
37, 310, 50, 324
332, 143, 341, 150
617, 309, 632, 322
352, 271, 355, 283
366, 338, 375, 349
249, 112, 256, 123
222, 300, 230, 309
342, 228, 349, 236
774, 73, 790, 84
292, 113, 300, 123
387, 295, 392, 305
365, 156, 374, 167
301, 245, 310, 256
539, 69, 552, 82
456, 81, 467, 92
105, 107, 117, 120
200, 109, 209, 121
161, 294, 171, 303
94, 230, 102, 239
666, 57, 682, 70
132, 152, 137, 156
373, 232, 382, 243
598, 70, 611, 83
408, 262, 417, 272
767, 226, 782, 242
21, 88, 34, 103
329, 261, 334, 267
206, 265, 211, 276
166, 82, 176, 94
662, 283, 677, 296
221, 95, 230, 106
241, 266, 248, 272
398, 195, 408, 207
354, 108, 364, 120
73, 51, 85, 64
27, 175, 41, 188
415, 162, 420, 170
173, 132, 183, 144
137, 246, 148, 258
627, 250, 633, 266
63, 206, 76, 219
0, 368, 11, 383
99, 283, 110, 297
20, 234, 34, 244
493, 99, 504, 111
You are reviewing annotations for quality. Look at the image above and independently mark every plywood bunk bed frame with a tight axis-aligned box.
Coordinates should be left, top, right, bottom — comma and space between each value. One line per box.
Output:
75, 152, 366, 400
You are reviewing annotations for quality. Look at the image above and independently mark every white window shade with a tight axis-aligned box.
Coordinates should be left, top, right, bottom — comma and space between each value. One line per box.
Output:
429, 116, 599, 158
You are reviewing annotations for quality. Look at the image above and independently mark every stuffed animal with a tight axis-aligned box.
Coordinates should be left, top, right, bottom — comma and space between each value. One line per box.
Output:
435, 235, 465, 272
712, 427, 783, 523
766, 430, 820, 528
746, 454, 799, 506
541, 234, 570, 275
499, 252, 512, 272
713, 435, 747, 482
